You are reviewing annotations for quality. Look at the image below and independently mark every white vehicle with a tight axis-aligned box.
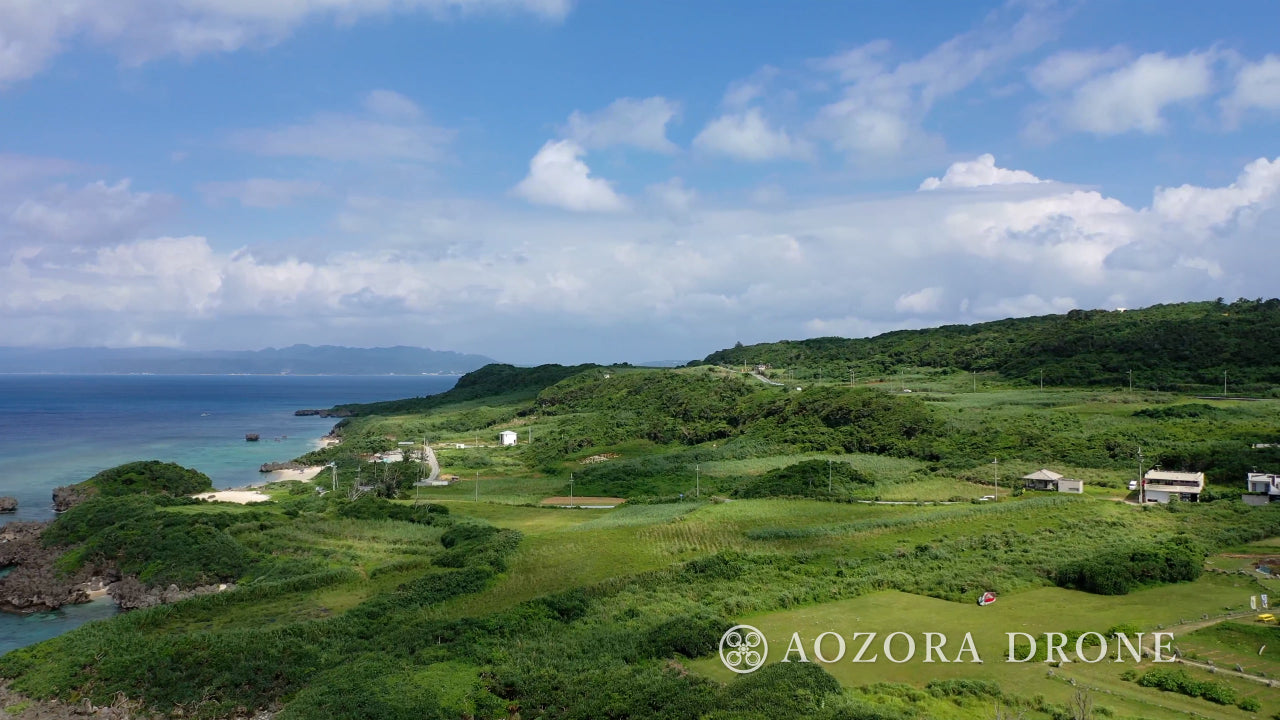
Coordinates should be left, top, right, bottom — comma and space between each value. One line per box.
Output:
1128, 480, 1138, 490
979, 495, 996, 501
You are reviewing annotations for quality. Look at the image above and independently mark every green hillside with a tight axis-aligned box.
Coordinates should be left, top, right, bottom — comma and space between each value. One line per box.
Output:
701, 298, 1280, 393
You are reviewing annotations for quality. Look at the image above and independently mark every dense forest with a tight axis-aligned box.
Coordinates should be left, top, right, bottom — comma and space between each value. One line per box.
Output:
700, 299, 1280, 393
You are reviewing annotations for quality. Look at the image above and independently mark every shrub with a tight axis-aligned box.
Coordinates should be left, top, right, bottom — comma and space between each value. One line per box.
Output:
734, 459, 874, 499
82, 460, 213, 497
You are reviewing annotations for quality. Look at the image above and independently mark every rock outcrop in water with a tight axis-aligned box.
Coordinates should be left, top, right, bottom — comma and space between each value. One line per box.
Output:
52, 485, 95, 513
259, 461, 305, 473
0, 522, 102, 613
0, 497, 16, 512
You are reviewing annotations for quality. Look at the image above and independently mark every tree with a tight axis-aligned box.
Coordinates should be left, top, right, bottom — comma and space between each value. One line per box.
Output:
1072, 687, 1094, 720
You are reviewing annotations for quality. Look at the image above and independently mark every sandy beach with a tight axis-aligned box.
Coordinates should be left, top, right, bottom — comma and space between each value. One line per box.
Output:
197, 490, 272, 504
266, 465, 326, 483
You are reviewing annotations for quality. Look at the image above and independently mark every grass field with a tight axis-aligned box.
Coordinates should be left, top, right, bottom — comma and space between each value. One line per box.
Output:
690, 576, 1273, 720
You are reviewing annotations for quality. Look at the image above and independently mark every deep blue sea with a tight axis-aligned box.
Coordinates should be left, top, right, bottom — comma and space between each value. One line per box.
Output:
0, 374, 456, 655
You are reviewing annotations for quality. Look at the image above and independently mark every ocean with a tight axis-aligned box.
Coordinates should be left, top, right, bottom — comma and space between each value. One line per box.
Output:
0, 373, 456, 655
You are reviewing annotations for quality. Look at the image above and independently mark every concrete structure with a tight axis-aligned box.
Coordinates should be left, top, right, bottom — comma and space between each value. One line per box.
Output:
1021, 469, 1083, 493
1246, 472, 1280, 503
498, 430, 518, 446
1056, 479, 1084, 494
1142, 470, 1204, 503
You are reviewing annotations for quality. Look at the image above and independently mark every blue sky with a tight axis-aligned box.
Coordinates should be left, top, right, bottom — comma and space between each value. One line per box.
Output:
1, 0, 1278, 363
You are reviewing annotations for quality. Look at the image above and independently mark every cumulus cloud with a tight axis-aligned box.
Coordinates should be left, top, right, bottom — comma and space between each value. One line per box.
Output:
919, 154, 1044, 190
1222, 55, 1280, 124
512, 139, 627, 212
1151, 156, 1280, 235
230, 90, 452, 162
1030, 51, 1216, 137
6, 179, 175, 247
565, 97, 679, 153
693, 108, 811, 161
894, 287, 944, 314
0, 0, 572, 85
5, 156, 1279, 362
646, 178, 697, 215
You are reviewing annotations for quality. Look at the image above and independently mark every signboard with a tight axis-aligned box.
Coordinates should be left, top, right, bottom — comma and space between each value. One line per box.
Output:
1264, 594, 1270, 609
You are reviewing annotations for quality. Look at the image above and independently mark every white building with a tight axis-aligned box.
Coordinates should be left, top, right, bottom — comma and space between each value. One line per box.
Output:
498, 430, 518, 446
1245, 472, 1280, 505
1142, 470, 1204, 503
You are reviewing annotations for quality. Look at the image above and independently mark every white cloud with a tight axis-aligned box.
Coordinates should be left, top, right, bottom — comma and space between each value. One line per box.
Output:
1028, 47, 1129, 93
1222, 55, 1280, 123
894, 287, 944, 314
5, 156, 1279, 362
512, 139, 627, 212
693, 108, 811, 162
362, 89, 424, 120
7, 179, 174, 246
1151, 156, 1280, 235
919, 154, 1043, 191
811, 7, 1056, 159
0, 0, 572, 85
565, 97, 679, 153
722, 66, 779, 109
230, 90, 452, 162
646, 178, 696, 215
1032, 52, 1216, 136
199, 179, 327, 208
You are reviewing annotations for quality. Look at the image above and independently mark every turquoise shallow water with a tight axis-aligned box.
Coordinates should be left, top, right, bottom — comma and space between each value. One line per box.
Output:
0, 374, 455, 655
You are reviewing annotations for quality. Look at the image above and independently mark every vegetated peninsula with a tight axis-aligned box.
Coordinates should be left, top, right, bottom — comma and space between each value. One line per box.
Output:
2, 299, 1280, 720
0, 344, 494, 375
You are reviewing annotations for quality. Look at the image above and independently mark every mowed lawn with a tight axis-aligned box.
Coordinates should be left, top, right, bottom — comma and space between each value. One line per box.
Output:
691, 574, 1271, 720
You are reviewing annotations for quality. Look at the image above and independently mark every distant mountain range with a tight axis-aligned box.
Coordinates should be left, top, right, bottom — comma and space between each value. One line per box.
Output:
0, 345, 496, 376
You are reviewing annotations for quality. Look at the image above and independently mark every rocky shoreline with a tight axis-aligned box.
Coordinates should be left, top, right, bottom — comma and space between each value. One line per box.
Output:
0, 487, 235, 617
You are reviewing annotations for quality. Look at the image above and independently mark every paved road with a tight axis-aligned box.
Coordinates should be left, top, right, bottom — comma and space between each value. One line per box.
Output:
422, 444, 440, 484
749, 372, 785, 387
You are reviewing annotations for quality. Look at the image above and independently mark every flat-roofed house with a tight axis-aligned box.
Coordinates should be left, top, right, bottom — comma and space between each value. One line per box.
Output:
1056, 478, 1084, 494
498, 430, 518, 446
1245, 472, 1280, 505
1143, 470, 1204, 503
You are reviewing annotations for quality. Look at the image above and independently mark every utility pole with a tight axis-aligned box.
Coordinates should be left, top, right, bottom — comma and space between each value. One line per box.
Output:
569, 472, 575, 501
992, 458, 999, 500
329, 462, 337, 493
1137, 446, 1145, 504
1127, 369, 1133, 392
696, 464, 700, 499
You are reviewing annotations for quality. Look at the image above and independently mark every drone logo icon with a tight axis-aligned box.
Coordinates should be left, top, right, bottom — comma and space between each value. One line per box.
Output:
719, 624, 768, 673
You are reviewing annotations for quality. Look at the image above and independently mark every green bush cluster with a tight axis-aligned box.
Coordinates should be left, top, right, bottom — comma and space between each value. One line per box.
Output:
44, 495, 256, 586
1055, 539, 1203, 595
734, 459, 873, 498
1136, 667, 1237, 705
81, 460, 213, 497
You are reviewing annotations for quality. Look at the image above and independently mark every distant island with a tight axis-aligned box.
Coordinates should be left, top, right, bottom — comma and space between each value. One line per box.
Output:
0, 344, 495, 376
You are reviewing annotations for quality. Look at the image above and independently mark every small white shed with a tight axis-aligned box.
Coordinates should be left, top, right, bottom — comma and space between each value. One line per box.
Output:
498, 430, 518, 446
